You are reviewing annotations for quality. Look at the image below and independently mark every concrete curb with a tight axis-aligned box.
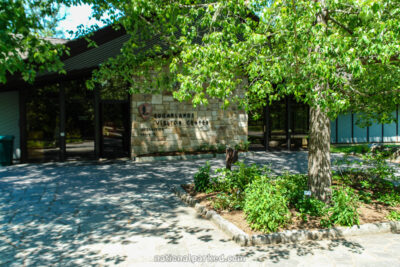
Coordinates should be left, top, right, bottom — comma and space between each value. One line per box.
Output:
169, 184, 251, 246
170, 184, 400, 247
134, 151, 254, 163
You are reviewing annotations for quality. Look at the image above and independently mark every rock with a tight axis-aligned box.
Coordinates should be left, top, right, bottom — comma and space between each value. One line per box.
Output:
369, 143, 384, 153
392, 148, 400, 159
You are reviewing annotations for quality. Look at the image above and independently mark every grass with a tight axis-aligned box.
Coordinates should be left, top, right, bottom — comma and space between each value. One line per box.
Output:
331, 144, 400, 159
330, 144, 370, 154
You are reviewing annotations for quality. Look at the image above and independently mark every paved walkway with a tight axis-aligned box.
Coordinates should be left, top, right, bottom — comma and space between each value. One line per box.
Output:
0, 152, 399, 266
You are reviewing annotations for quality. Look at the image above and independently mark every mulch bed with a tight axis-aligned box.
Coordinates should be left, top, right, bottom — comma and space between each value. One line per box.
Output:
181, 184, 400, 235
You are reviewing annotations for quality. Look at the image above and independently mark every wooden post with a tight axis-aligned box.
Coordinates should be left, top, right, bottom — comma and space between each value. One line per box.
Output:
59, 84, 66, 161
94, 85, 101, 159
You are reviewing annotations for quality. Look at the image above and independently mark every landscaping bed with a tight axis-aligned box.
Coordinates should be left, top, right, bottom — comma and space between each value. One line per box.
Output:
186, 156, 400, 235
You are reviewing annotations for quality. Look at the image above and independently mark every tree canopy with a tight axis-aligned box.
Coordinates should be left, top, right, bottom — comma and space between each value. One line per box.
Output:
0, 0, 69, 83
81, 0, 400, 124
3, 0, 400, 201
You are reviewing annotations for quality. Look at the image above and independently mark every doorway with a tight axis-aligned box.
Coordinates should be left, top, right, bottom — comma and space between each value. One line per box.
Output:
100, 100, 130, 158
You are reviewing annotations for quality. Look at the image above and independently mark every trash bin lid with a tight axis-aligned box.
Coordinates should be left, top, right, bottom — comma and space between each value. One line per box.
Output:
0, 135, 14, 141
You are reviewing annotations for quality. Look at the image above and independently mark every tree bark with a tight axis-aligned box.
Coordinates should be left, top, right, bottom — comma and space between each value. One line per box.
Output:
308, 104, 332, 202
226, 147, 238, 170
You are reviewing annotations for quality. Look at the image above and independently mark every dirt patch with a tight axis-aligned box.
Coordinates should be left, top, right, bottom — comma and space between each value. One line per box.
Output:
181, 184, 400, 235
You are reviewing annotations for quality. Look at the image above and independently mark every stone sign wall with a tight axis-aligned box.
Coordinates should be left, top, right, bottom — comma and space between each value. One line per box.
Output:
131, 92, 248, 157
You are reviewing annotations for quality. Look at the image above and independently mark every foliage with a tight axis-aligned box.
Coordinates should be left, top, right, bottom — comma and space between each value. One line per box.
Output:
321, 187, 360, 227
235, 141, 250, 152
244, 176, 291, 232
275, 173, 308, 205
1, 0, 68, 84
193, 161, 211, 192
330, 145, 370, 155
334, 153, 400, 206
212, 192, 243, 211
296, 197, 327, 218
212, 161, 270, 193
334, 152, 396, 182
194, 160, 400, 231
386, 210, 400, 221
77, 0, 398, 123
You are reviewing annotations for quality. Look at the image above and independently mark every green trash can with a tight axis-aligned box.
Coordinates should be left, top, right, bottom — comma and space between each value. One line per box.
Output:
0, 135, 14, 166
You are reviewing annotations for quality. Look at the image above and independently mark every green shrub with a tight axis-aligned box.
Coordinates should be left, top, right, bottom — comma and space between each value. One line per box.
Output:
212, 192, 243, 211
296, 197, 327, 218
376, 191, 400, 206
213, 162, 270, 193
275, 173, 308, 205
321, 187, 360, 227
387, 210, 400, 221
194, 162, 211, 192
244, 177, 291, 233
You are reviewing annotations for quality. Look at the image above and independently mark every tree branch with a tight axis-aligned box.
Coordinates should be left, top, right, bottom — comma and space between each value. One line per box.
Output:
327, 16, 354, 35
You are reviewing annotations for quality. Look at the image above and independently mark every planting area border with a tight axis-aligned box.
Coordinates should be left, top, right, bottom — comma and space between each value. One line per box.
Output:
169, 184, 400, 246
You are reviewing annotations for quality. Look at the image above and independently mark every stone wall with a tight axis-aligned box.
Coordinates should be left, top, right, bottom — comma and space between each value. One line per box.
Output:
131, 92, 248, 157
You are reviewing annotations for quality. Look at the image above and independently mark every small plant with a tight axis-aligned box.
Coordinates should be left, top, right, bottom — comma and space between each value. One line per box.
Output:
321, 187, 360, 227
275, 173, 308, 205
296, 197, 327, 218
376, 191, 400, 206
194, 161, 211, 192
244, 177, 291, 233
235, 141, 250, 151
362, 152, 396, 181
386, 210, 400, 221
212, 192, 243, 211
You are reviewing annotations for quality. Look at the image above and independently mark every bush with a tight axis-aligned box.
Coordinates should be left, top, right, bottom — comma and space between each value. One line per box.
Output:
212, 192, 243, 211
296, 197, 327, 218
275, 173, 308, 205
244, 177, 291, 233
194, 162, 211, 192
321, 187, 360, 227
387, 210, 400, 221
212, 162, 270, 192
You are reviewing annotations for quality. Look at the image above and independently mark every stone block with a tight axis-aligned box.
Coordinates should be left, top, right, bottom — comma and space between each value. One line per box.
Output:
163, 96, 174, 102
151, 94, 163, 104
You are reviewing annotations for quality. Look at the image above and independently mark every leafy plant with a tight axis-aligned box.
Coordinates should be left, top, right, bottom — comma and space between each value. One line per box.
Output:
386, 210, 400, 221
362, 152, 396, 181
297, 197, 327, 218
212, 192, 243, 211
235, 141, 250, 152
194, 161, 211, 192
213, 162, 270, 193
216, 144, 226, 154
376, 191, 400, 207
275, 173, 308, 205
321, 187, 360, 227
244, 177, 291, 233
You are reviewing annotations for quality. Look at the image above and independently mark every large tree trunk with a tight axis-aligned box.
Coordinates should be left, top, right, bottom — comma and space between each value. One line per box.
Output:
308, 104, 332, 202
